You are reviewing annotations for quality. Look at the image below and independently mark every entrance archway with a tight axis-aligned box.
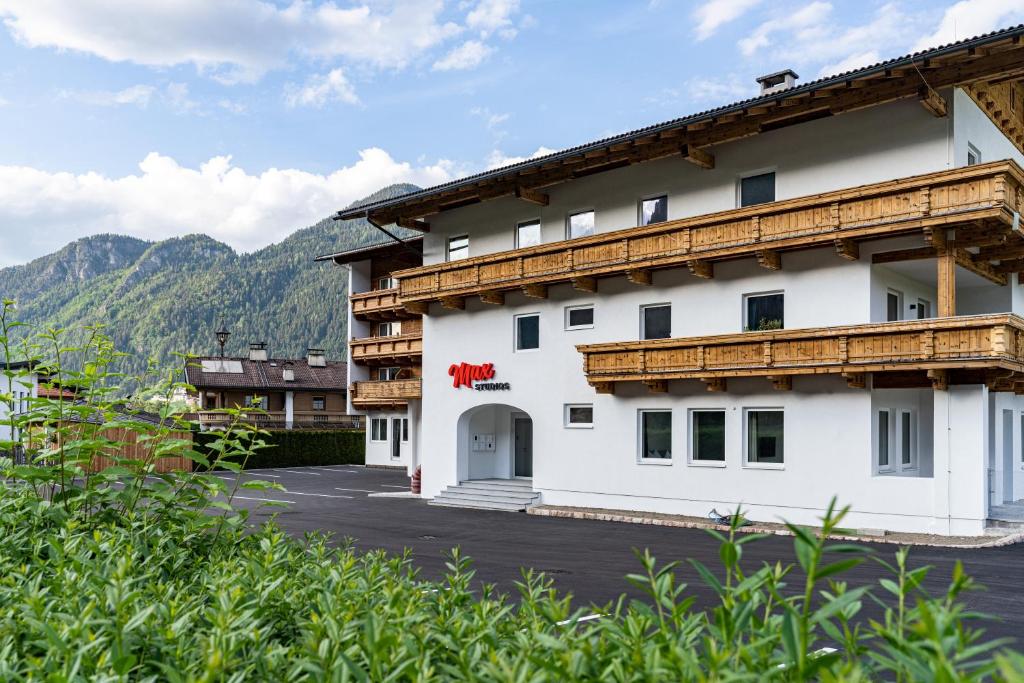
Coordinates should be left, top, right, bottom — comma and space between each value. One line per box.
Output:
455, 403, 532, 482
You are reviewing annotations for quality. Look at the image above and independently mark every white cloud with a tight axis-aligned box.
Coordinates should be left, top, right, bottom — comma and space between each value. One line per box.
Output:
0, 0, 464, 83
0, 94, 7, 106
817, 50, 880, 77
59, 83, 155, 108
485, 146, 556, 170
0, 149, 456, 267
217, 98, 246, 114
739, 1, 831, 56
466, 0, 519, 38
284, 68, 359, 108
913, 0, 1024, 52
164, 82, 200, 114
694, 0, 763, 40
432, 40, 493, 71
683, 75, 753, 103
470, 106, 509, 130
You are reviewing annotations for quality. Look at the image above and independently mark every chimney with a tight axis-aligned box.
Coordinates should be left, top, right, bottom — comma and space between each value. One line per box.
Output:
282, 361, 295, 382
307, 348, 326, 367
756, 69, 798, 95
248, 342, 268, 362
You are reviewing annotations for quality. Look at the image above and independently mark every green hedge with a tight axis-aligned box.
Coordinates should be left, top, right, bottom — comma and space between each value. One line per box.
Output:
194, 429, 365, 469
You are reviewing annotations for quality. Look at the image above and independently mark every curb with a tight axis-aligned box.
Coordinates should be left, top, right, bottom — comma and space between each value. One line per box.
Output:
527, 506, 1024, 549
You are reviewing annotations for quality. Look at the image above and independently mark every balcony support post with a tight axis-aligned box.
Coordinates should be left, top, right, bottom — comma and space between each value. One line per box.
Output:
937, 249, 957, 317
440, 297, 465, 310
768, 375, 792, 391
843, 372, 867, 389
928, 369, 949, 391
479, 291, 505, 305
626, 269, 652, 286
522, 284, 548, 299
285, 391, 294, 430
688, 260, 714, 279
571, 276, 598, 293
643, 379, 668, 393
757, 250, 782, 270
703, 377, 727, 392
404, 301, 430, 315
593, 381, 615, 395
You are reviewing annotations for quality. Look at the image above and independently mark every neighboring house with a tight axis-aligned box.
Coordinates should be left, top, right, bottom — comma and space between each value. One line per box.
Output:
185, 344, 357, 430
0, 361, 37, 444
322, 26, 1024, 535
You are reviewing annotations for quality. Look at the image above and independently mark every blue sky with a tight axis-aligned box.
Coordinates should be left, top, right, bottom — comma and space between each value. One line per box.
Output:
1, 0, 1023, 266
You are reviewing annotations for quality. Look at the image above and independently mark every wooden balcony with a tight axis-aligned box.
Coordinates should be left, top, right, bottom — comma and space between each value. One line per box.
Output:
577, 314, 1024, 394
191, 411, 363, 430
394, 161, 1024, 310
350, 333, 422, 365
350, 288, 418, 321
350, 379, 422, 410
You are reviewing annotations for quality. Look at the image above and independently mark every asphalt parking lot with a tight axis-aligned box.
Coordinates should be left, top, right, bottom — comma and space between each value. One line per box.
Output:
221, 465, 1024, 643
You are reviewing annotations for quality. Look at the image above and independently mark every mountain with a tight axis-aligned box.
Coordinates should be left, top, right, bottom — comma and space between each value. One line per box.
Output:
0, 184, 420, 377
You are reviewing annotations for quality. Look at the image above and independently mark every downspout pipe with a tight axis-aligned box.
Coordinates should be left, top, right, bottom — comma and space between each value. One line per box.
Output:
332, 210, 423, 260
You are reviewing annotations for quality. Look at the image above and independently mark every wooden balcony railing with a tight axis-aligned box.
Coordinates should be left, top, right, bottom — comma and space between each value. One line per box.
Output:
577, 314, 1024, 393
190, 411, 363, 430
350, 288, 416, 320
350, 333, 422, 364
350, 379, 422, 409
394, 161, 1024, 309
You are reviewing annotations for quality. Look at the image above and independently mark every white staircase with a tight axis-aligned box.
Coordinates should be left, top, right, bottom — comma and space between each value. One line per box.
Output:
430, 478, 540, 512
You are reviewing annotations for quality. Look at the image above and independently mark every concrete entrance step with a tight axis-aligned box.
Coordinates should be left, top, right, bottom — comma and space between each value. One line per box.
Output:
430, 478, 540, 512
989, 502, 1024, 527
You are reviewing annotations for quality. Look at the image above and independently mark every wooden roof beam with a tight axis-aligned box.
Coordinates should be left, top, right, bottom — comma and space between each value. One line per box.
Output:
681, 144, 714, 170
395, 217, 431, 232
953, 248, 1008, 285
515, 186, 549, 206
919, 87, 948, 117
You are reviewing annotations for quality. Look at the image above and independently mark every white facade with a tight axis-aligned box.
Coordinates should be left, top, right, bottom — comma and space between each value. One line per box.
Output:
346, 88, 1024, 533
0, 367, 37, 445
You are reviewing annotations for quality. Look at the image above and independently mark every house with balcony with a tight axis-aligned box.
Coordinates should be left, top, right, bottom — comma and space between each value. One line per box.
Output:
185, 344, 357, 430
0, 360, 37, 446
323, 26, 1024, 533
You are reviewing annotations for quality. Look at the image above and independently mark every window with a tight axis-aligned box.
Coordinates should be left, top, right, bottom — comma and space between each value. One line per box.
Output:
564, 404, 593, 428
900, 411, 913, 467
740, 172, 775, 207
376, 276, 396, 290
744, 292, 783, 331
690, 410, 726, 463
244, 395, 268, 410
402, 418, 409, 442
639, 195, 668, 226
447, 235, 469, 261
377, 367, 401, 381
914, 299, 931, 320
641, 304, 671, 340
639, 410, 672, 460
567, 210, 595, 239
746, 409, 783, 465
877, 410, 890, 470
967, 143, 981, 166
376, 322, 400, 337
516, 219, 541, 248
312, 396, 326, 411
886, 289, 903, 322
370, 418, 388, 441
515, 313, 540, 351
565, 305, 594, 330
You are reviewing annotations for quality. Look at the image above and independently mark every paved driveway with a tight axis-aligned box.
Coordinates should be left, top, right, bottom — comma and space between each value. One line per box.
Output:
222, 466, 1024, 644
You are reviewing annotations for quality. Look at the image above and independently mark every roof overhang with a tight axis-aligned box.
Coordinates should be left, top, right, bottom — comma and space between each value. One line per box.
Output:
334, 25, 1024, 227
314, 235, 424, 264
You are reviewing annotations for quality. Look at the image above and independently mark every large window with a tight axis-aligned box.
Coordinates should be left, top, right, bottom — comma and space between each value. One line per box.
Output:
516, 219, 541, 248
876, 408, 917, 474
690, 409, 725, 463
567, 210, 595, 239
244, 395, 268, 410
377, 367, 401, 380
565, 304, 594, 330
564, 404, 593, 428
370, 418, 388, 442
744, 292, 783, 331
515, 313, 540, 351
745, 409, 783, 466
376, 321, 400, 337
739, 172, 775, 207
447, 235, 469, 261
312, 396, 326, 411
639, 410, 672, 460
641, 304, 671, 340
640, 195, 668, 226
886, 289, 903, 322
376, 276, 396, 290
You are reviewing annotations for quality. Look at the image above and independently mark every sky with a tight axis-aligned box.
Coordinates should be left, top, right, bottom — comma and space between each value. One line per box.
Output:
1, 0, 1024, 267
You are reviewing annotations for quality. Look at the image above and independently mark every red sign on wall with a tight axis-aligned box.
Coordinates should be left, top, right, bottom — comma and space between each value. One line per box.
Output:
448, 362, 495, 388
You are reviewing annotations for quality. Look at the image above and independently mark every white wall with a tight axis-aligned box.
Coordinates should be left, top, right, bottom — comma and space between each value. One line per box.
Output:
365, 410, 412, 468
952, 88, 1024, 168
0, 371, 36, 444
423, 96, 953, 265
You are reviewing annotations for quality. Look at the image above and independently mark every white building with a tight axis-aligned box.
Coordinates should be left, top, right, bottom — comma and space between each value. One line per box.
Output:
0, 361, 37, 445
321, 27, 1024, 535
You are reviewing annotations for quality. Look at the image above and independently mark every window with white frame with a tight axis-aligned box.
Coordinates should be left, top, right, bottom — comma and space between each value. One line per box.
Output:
744, 292, 784, 331
376, 276, 396, 290
402, 418, 409, 442
914, 298, 931, 319
515, 313, 540, 351
967, 143, 981, 166
377, 367, 401, 380
370, 418, 388, 442
564, 404, 593, 428
745, 409, 783, 465
639, 195, 668, 226
567, 210, 595, 239
638, 409, 672, 460
875, 408, 917, 474
244, 395, 268, 410
690, 409, 726, 463
312, 396, 326, 411
565, 304, 594, 330
739, 171, 775, 207
516, 219, 541, 248
376, 321, 400, 337
641, 303, 671, 340
447, 235, 469, 261
886, 289, 904, 322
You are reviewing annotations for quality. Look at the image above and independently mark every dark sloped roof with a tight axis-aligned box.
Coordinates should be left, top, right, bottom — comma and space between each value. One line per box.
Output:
335, 23, 1024, 224
184, 356, 347, 392
314, 235, 423, 264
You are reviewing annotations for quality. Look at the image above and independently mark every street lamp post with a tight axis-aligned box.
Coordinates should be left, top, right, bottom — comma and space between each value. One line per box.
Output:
215, 320, 230, 358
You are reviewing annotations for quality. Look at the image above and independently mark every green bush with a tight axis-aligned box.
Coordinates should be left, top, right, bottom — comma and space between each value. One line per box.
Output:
194, 428, 365, 469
